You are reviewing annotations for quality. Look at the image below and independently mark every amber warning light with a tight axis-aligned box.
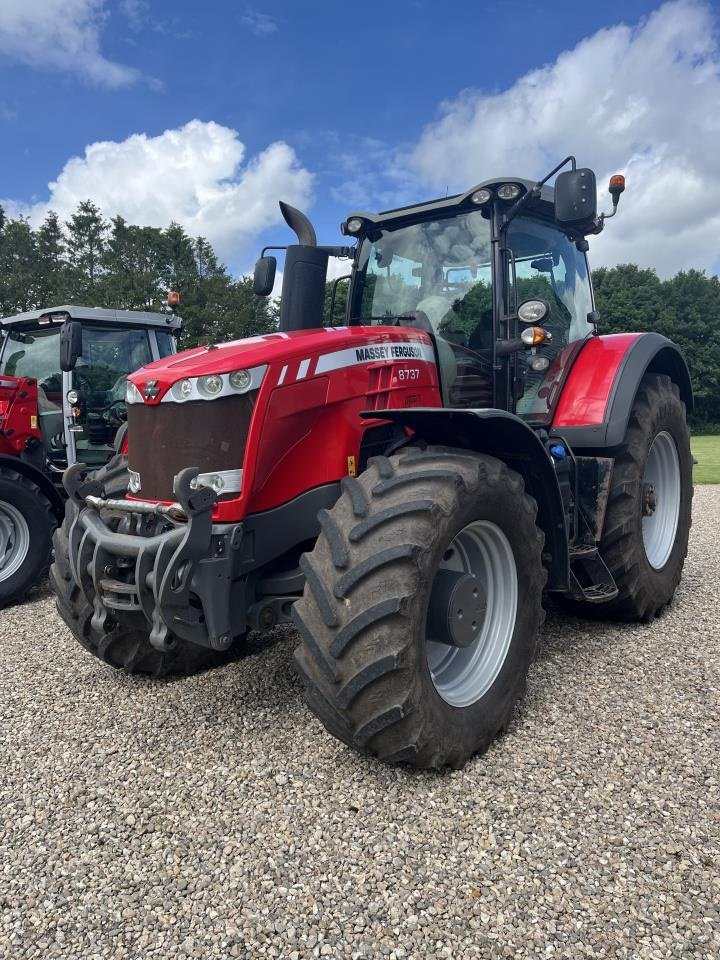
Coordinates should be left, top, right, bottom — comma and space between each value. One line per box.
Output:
167, 291, 181, 308
609, 174, 626, 199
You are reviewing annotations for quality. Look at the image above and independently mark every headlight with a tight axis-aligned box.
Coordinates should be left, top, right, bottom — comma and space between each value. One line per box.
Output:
162, 365, 268, 403
198, 374, 224, 397
66, 388, 79, 405
518, 299, 550, 324
126, 381, 143, 404
172, 379, 194, 402
345, 217, 364, 234
497, 183, 521, 200
470, 188, 492, 205
229, 369, 251, 392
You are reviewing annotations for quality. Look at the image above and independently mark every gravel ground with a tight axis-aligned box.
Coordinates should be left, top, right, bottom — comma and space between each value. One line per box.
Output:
1, 489, 719, 960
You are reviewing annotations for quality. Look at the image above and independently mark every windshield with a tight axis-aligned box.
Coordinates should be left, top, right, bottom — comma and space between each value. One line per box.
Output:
353, 210, 493, 339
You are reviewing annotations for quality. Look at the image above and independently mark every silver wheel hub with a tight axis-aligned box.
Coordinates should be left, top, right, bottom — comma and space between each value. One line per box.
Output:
642, 430, 681, 570
427, 520, 518, 708
0, 500, 31, 583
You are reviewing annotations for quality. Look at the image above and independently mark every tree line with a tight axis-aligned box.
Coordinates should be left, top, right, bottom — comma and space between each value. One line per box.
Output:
1, 203, 717, 424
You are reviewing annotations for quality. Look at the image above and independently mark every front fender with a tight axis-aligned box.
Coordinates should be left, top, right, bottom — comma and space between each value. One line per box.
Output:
366, 407, 569, 591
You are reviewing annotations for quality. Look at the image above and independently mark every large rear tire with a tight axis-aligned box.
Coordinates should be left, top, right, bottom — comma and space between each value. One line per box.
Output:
568, 373, 692, 621
293, 447, 546, 769
0, 468, 56, 608
50, 454, 239, 678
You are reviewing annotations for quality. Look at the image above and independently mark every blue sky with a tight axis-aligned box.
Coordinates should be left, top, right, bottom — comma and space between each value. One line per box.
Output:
1, 0, 718, 278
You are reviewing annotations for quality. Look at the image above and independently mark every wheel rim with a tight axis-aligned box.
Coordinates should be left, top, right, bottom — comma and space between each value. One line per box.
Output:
0, 500, 31, 583
641, 430, 681, 570
426, 520, 518, 707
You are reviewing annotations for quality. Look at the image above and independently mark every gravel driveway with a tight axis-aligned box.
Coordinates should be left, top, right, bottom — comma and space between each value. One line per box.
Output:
1, 487, 718, 960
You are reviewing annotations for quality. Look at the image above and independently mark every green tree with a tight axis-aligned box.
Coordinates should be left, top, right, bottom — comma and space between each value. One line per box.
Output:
65, 201, 108, 302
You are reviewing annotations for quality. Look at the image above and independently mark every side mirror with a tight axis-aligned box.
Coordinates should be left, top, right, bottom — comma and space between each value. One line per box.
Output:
60, 320, 83, 372
253, 256, 277, 297
554, 168, 597, 229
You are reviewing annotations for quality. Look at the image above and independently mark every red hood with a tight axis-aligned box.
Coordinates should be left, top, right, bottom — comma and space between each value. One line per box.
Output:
128, 325, 435, 404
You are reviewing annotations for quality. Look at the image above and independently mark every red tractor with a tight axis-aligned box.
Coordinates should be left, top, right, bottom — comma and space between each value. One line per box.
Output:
52, 159, 693, 768
0, 305, 180, 607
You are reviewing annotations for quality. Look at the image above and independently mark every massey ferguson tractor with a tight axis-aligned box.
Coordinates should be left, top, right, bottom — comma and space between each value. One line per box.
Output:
0, 305, 180, 607
51, 158, 693, 769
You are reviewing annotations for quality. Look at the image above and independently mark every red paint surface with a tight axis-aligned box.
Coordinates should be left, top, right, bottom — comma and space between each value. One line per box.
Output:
127, 326, 442, 521
552, 333, 642, 427
0, 376, 42, 456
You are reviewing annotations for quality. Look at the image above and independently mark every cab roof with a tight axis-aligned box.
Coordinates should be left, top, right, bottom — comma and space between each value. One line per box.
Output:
0, 304, 182, 331
347, 178, 556, 231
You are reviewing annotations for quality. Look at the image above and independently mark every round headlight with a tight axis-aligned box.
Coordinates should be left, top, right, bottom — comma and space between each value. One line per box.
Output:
66, 388, 80, 405
518, 299, 549, 324
530, 356, 550, 372
229, 369, 252, 392
346, 218, 364, 234
470, 188, 492, 205
198, 374, 224, 396
172, 378, 194, 401
125, 381, 143, 404
497, 183, 521, 200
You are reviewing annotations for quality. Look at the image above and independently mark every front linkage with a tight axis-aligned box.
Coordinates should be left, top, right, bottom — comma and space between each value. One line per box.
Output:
64, 464, 242, 654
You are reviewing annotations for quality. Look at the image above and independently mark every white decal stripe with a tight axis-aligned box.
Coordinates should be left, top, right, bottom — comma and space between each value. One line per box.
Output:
297, 358, 311, 380
314, 342, 436, 375
277, 365, 288, 385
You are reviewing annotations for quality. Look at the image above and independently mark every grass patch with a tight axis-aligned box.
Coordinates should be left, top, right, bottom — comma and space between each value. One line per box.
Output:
691, 435, 720, 484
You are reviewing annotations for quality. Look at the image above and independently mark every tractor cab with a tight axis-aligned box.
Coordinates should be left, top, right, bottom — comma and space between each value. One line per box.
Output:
0, 305, 181, 470
343, 172, 599, 425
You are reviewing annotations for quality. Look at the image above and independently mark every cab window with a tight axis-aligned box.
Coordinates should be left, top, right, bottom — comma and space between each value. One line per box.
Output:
508, 218, 594, 420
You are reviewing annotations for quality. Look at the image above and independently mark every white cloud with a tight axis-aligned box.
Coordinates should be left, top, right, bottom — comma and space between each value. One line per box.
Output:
240, 9, 278, 37
6, 120, 314, 271
409, 1, 720, 276
0, 0, 139, 88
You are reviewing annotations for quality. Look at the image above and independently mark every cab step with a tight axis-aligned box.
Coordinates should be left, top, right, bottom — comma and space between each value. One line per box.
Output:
568, 545, 619, 604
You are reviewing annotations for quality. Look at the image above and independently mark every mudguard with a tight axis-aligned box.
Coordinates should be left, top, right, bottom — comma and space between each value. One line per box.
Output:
551, 332, 693, 449
364, 407, 569, 591
0, 453, 64, 521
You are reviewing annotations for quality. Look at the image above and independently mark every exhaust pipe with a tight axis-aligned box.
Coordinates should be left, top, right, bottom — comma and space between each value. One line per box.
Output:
278, 202, 328, 333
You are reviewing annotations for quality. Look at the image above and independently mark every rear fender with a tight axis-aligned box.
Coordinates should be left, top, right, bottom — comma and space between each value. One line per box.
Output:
366, 407, 569, 591
0, 453, 64, 521
552, 332, 693, 449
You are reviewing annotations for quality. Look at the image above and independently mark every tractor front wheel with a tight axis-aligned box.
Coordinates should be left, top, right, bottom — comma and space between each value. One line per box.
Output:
293, 447, 546, 769
0, 468, 56, 608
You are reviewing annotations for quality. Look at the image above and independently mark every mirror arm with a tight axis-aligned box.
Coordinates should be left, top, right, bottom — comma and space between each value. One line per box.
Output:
502, 155, 577, 229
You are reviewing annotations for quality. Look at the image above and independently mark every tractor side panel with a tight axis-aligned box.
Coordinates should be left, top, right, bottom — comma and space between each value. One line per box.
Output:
0, 376, 42, 456
246, 347, 442, 515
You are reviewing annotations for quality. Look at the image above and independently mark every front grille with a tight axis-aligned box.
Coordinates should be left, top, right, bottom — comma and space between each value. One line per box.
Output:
128, 393, 256, 501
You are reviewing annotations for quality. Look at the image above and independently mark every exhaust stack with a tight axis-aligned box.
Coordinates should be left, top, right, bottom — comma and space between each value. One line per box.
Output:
278, 202, 328, 333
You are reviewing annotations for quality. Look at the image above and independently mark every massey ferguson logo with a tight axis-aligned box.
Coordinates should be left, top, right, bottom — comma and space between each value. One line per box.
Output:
143, 380, 160, 400
355, 344, 422, 362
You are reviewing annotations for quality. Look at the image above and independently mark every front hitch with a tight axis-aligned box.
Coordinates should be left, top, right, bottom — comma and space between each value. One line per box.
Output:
63, 464, 239, 653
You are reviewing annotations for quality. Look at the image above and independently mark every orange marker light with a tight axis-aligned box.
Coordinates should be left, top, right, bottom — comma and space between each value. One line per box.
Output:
167, 291, 181, 307
609, 174, 626, 195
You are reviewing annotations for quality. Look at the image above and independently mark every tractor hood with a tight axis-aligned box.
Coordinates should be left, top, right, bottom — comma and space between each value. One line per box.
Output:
126, 326, 436, 406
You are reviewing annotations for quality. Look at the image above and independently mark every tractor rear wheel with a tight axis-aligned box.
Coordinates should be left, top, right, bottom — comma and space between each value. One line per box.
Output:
50, 453, 239, 677
293, 447, 546, 769
571, 373, 692, 621
0, 468, 56, 607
